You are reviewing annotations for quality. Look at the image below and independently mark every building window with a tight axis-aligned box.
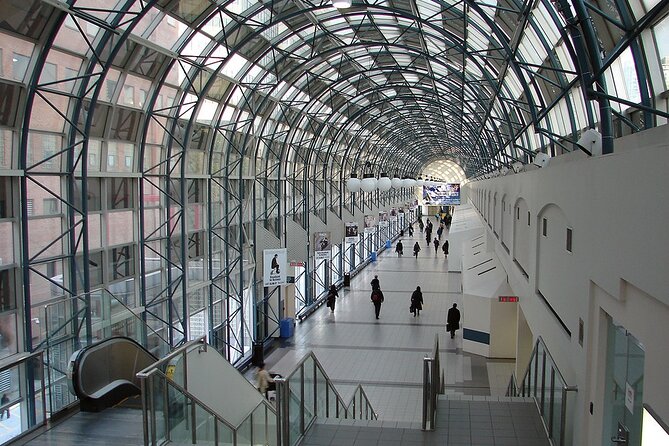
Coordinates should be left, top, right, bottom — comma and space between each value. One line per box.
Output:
109, 245, 135, 280
139, 89, 147, 108
527, 211, 530, 226
123, 85, 135, 106
43, 198, 59, 215
12, 52, 30, 81
542, 218, 547, 236
566, 227, 573, 252
26, 199, 34, 216
516, 207, 519, 220
125, 155, 132, 168
42, 62, 58, 85
107, 154, 116, 167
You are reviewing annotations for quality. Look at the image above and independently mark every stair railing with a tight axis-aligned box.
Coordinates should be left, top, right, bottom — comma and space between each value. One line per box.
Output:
422, 333, 442, 430
136, 336, 277, 446
506, 336, 577, 446
274, 350, 377, 446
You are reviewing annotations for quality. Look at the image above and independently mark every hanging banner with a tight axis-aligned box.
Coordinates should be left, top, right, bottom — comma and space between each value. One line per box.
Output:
378, 211, 389, 227
389, 207, 398, 221
345, 222, 359, 244
263, 248, 287, 287
314, 232, 332, 260
364, 215, 377, 234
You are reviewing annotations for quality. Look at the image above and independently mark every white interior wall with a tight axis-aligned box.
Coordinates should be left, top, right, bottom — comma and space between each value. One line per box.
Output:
462, 123, 669, 445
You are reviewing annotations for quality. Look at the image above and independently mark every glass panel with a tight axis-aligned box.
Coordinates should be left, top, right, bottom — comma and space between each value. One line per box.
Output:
288, 387, 301, 444
316, 367, 327, 418
251, 403, 269, 446
217, 418, 234, 444
194, 403, 215, 442
303, 357, 315, 428
237, 412, 251, 446
167, 387, 189, 443
327, 383, 338, 419
552, 372, 565, 445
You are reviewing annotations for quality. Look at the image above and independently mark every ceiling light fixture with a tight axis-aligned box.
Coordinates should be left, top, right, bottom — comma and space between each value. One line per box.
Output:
332, 0, 352, 8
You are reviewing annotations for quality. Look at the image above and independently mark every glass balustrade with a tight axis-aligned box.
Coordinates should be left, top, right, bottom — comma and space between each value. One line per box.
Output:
506, 337, 577, 446
275, 351, 377, 446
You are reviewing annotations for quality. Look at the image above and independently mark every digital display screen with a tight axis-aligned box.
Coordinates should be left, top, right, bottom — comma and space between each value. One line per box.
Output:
423, 183, 461, 205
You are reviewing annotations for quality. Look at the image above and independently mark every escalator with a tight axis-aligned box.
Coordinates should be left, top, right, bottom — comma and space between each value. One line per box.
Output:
67, 337, 158, 412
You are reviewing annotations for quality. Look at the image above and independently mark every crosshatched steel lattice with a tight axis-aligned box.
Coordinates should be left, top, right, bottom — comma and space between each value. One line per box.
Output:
0, 0, 668, 423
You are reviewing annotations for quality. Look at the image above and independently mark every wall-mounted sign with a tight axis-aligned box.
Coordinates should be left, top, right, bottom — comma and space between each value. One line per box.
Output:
314, 232, 331, 252
364, 215, 376, 233
264, 248, 287, 287
345, 222, 359, 244
498, 296, 519, 302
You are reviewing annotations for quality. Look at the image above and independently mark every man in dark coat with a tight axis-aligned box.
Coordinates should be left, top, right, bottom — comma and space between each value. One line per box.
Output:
371, 288, 384, 319
370, 275, 380, 291
413, 242, 421, 258
396, 240, 403, 257
447, 303, 461, 338
326, 285, 338, 312
442, 240, 449, 258
410, 286, 423, 317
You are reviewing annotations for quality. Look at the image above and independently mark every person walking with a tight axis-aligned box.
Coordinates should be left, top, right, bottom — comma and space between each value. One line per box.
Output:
410, 286, 424, 317
371, 288, 384, 319
418, 218, 424, 232
370, 275, 380, 291
426, 233, 431, 247
256, 363, 275, 398
447, 303, 461, 339
433, 237, 440, 253
442, 239, 449, 258
408, 224, 414, 237
326, 284, 338, 312
396, 240, 404, 257
437, 225, 444, 240
413, 241, 421, 258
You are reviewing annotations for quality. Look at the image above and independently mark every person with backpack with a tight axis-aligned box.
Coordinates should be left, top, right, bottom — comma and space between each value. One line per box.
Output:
413, 242, 421, 258
371, 288, 384, 319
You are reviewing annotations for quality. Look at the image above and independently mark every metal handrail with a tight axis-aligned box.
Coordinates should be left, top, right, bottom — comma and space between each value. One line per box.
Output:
137, 336, 276, 446
276, 350, 378, 446
283, 350, 376, 418
508, 336, 578, 446
422, 333, 441, 430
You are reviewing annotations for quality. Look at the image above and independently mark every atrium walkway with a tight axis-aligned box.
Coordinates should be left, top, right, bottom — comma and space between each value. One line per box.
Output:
262, 225, 549, 445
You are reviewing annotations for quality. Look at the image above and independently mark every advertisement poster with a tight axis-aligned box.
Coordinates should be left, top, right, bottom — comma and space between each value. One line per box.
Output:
378, 211, 389, 227
423, 183, 461, 205
263, 248, 287, 287
314, 232, 332, 260
345, 222, 359, 244
364, 215, 376, 234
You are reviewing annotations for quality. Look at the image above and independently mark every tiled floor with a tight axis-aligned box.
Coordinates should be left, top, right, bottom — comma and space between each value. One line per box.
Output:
265, 227, 549, 445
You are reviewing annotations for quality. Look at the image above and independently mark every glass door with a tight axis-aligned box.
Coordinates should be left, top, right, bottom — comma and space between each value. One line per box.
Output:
602, 319, 645, 446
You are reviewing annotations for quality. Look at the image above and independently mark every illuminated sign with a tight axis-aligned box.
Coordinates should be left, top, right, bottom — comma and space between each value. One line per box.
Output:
498, 296, 519, 302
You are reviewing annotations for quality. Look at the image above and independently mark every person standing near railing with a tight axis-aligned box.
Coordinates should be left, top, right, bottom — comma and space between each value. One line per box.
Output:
256, 363, 275, 398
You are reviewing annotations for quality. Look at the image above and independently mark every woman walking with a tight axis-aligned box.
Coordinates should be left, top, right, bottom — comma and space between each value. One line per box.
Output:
442, 239, 449, 258
413, 241, 421, 258
396, 240, 404, 257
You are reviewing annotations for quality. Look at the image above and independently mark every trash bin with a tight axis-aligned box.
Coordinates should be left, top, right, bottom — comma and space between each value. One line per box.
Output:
252, 341, 264, 366
370, 252, 377, 261
343, 273, 351, 287
280, 318, 294, 338
385, 240, 391, 248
